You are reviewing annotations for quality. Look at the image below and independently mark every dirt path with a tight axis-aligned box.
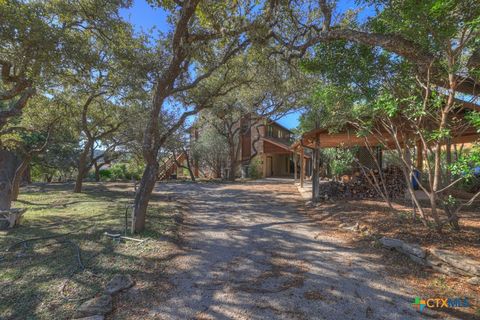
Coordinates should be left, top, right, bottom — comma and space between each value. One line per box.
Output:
148, 179, 435, 320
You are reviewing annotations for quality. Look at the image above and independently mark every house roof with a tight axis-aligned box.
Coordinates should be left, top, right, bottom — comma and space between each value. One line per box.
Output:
291, 123, 479, 150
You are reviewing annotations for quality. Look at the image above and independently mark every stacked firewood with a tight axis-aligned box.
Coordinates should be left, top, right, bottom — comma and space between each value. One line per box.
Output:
318, 166, 406, 200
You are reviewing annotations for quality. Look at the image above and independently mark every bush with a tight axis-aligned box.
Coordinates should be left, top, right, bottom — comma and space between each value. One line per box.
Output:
249, 157, 263, 179
99, 169, 112, 180
110, 163, 128, 180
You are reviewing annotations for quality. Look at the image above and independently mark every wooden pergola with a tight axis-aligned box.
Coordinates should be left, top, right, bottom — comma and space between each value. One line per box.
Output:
290, 123, 479, 191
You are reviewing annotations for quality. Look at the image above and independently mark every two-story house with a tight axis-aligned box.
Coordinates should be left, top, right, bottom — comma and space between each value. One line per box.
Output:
187, 115, 311, 180
239, 117, 295, 177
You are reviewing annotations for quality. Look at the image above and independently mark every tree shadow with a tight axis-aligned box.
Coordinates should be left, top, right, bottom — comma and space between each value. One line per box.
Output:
120, 179, 479, 320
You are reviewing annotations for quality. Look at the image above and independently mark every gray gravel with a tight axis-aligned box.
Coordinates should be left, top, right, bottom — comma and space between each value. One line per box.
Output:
149, 178, 441, 320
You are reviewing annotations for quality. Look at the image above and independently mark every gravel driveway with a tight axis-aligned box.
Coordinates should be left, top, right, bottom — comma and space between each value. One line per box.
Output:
149, 178, 433, 320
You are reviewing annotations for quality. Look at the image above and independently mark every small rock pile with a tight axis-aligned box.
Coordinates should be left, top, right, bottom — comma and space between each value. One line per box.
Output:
75, 274, 135, 319
318, 166, 406, 200
379, 237, 480, 284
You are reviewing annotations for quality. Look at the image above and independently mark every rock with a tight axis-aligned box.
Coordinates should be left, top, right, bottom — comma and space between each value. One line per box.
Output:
407, 254, 427, 266
76, 295, 112, 317
430, 249, 480, 276
399, 242, 426, 259
343, 222, 360, 231
105, 274, 134, 295
74, 316, 104, 320
379, 237, 403, 249
425, 254, 443, 267
429, 262, 471, 277
467, 277, 480, 285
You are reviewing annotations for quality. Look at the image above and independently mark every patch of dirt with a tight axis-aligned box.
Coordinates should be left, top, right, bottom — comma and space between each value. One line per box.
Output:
305, 198, 480, 319
304, 290, 326, 301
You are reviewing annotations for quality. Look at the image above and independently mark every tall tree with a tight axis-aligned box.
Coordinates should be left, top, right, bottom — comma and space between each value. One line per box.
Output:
270, 0, 480, 96
298, 1, 480, 230
0, 0, 132, 208
131, 0, 271, 232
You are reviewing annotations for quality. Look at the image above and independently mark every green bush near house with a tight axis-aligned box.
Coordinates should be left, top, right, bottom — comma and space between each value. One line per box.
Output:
99, 168, 113, 179
249, 157, 263, 179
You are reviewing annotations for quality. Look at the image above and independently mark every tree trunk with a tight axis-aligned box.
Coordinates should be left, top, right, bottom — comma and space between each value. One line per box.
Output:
184, 152, 196, 182
132, 161, 158, 233
74, 141, 92, 193
445, 138, 452, 185
11, 157, 31, 201
94, 162, 101, 182
0, 150, 18, 210
228, 145, 237, 181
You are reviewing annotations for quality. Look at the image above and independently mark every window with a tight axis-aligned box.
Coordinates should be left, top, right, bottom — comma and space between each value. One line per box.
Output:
267, 125, 273, 137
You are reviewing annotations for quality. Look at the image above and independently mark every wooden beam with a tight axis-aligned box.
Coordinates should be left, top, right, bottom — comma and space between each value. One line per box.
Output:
287, 154, 291, 175
293, 150, 297, 183
262, 154, 267, 178
312, 133, 320, 202
300, 147, 305, 188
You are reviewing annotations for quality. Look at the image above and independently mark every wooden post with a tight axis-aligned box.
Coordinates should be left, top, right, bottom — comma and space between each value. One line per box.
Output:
300, 147, 304, 188
293, 150, 297, 183
287, 154, 291, 175
262, 154, 267, 178
312, 133, 320, 202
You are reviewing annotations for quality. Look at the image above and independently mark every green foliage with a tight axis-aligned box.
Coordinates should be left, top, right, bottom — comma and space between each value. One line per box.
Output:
99, 169, 113, 180
191, 123, 230, 173
450, 143, 480, 180
101, 162, 144, 181
367, 0, 480, 52
110, 163, 128, 180
466, 111, 480, 132
248, 157, 263, 179
322, 148, 356, 177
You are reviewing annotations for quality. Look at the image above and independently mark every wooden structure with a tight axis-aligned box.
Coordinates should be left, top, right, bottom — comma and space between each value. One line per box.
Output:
191, 117, 311, 179
157, 152, 188, 180
291, 117, 480, 200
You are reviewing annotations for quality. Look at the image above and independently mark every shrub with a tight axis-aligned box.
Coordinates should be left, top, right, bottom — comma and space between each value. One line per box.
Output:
249, 157, 263, 179
99, 169, 113, 180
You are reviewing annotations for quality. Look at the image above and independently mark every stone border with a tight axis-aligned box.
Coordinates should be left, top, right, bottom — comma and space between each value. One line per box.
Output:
336, 222, 480, 285
74, 274, 135, 319
379, 236, 480, 283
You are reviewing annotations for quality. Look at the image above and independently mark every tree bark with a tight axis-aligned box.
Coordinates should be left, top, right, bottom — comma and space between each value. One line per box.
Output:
0, 150, 18, 210
184, 152, 196, 182
74, 140, 93, 193
445, 138, 452, 185
94, 162, 101, 182
228, 143, 238, 181
11, 157, 31, 201
132, 161, 159, 233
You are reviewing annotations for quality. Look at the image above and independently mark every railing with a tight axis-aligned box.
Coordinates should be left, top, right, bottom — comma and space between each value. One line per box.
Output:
157, 152, 185, 180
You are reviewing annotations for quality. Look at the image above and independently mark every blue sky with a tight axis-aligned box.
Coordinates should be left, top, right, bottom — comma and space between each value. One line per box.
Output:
119, 1, 374, 130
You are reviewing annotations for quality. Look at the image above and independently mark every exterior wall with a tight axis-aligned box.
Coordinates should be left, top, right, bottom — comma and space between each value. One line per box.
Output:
262, 154, 291, 177
191, 114, 296, 179
264, 140, 289, 154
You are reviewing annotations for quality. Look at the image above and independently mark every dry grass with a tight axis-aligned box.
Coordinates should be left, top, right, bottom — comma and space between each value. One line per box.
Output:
0, 182, 181, 320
